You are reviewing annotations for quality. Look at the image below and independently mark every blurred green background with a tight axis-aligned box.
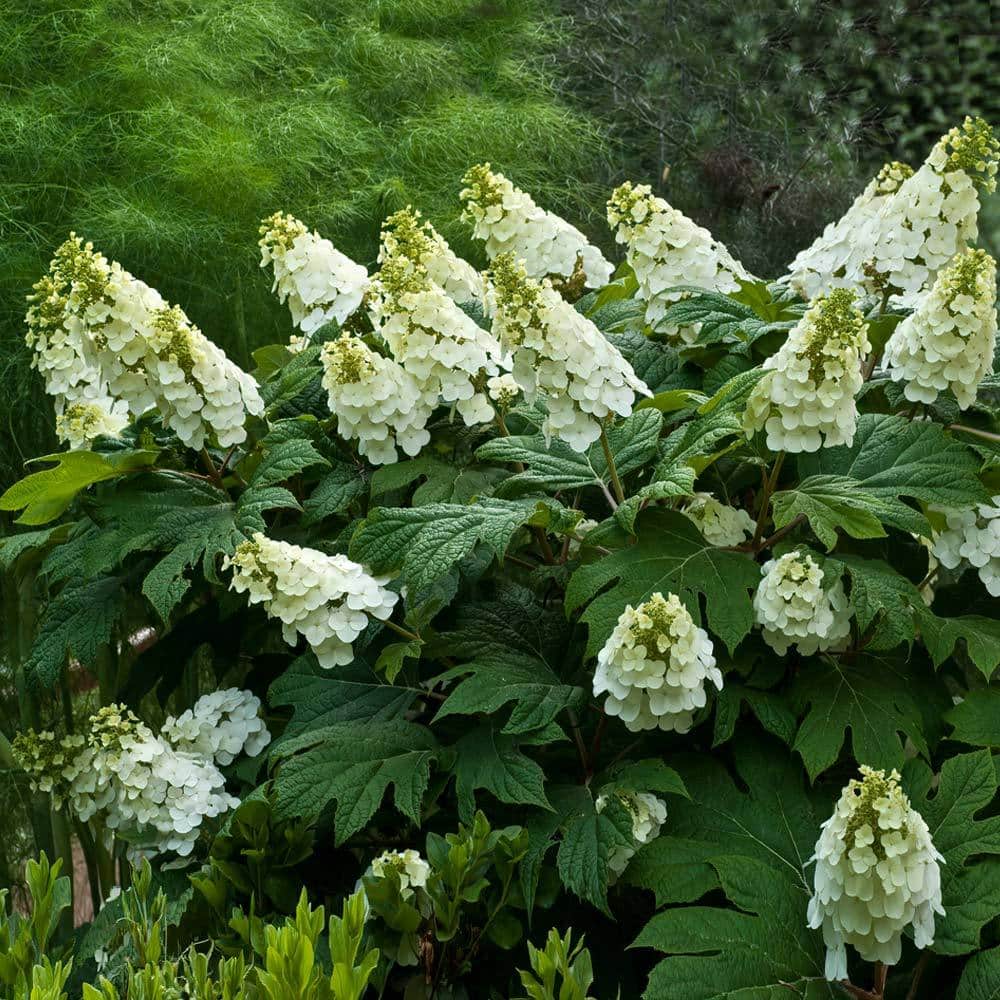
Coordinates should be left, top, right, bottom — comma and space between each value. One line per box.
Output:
1, 0, 997, 486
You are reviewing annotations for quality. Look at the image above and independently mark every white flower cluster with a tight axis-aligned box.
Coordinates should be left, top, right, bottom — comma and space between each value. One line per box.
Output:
259, 211, 370, 337
596, 790, 668, 878
884, 247, 997, 410
594, 592, 722, 733
786, 161, 914, 301
320, 333, 433, 465
27, 235, 265, 450
369, 849, 431, 895
161, 687, 271, 765
224, 532, 398, 668
54, 396, 129, 450
460, 163, 613, 289
861, 117, 998, 307
25, 234, 111, 406
13, 694, 270, 859
607, 182, 753, 343
371, 253, 502, 427
682, 493, 755, 546
808, 766, 944, 980
487, 254, 649, 451
379, 206, 482, 305
361, 849, 432, 966
753, 551, 852, 655
101, 297, 265, 449
744, 289, 870, 452
931, 497, 1000, 597
486, 372, 521, 412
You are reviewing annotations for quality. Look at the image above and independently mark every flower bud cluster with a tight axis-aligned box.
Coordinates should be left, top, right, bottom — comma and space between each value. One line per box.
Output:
460, 163, 613, 288
320, 332, 433, 464
596, 790, 668, 878
259, 211, 370, 336
593, 592, 722, 733
607, 182, 752, 343
224, 532, 398, 668
884, 247, 997, 410
931, 497, 1000, 597
744, 289, 870, 452
682, 493, 755, 546
808, 766, 944, 980
13, 693, 269, 858
487, 254, 649, 451
379, 206, 481, 305
371, 254, 503, 427
753, 551, 852, 655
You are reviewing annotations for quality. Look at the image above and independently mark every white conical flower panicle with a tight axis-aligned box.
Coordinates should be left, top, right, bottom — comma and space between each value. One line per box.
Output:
596, 790, 668, 878
13, 695, 270, 860
28, 235, 264, 450
744, 289, 870, 452
863, 117, 999, 307
320, 333, 433, 465
808, 766, 944, 980
224, 532, 398, 668
682, 493, 755, 546
460, 163, 613, 289
786, 161, 914, 301
883, 247, 997, 410
25, 234, 112, 405
753, 551, 852, 655
593, 592, 721, 733
379, 206, 482, 305
607, 182, 753, 344
259, 211, 370, 336
931, 497, 1000, 597
487, 254, 649, 451
101, 298, 265, 450
161, 688, 271, 766
371, 253, 502, 427
54, 395, 129, 449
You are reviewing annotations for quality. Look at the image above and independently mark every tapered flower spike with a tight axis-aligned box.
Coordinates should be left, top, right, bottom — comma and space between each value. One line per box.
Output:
808, 766, 944, 981
486, 253, 649, 451
259, 210, 370, 337
224, 532, 398, 668
883, 247, 997, 410
608, 181, 753, 344
320, 332, 433, 465
744, 288, 870, 453
461, 163, 613, 289
753, 550, 853, 655
594, 592, 721, 733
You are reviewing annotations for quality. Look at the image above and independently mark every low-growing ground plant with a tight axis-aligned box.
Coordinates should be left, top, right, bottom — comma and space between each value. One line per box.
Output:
1, 116, 1000, 998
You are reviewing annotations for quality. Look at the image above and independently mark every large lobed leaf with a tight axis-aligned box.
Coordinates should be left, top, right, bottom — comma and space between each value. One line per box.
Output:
565, 509, 759, 655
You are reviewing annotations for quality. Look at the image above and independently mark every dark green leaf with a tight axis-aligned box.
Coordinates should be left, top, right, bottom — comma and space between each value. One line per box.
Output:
565, 509, 759, 655
434, 652, 584, 735
272, 720, 444, 843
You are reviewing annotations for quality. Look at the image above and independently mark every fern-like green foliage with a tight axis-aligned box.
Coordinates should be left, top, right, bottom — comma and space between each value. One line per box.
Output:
0, 0, 604, 486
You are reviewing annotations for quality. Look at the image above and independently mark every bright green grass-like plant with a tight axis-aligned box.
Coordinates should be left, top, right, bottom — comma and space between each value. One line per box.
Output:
0, 0, 604, 485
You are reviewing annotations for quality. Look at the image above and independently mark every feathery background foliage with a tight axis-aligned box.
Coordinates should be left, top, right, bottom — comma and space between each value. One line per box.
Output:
0, 0, 604, 486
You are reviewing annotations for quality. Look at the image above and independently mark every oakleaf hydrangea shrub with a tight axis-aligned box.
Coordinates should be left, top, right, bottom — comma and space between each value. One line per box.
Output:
1, 116, 999, 1000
